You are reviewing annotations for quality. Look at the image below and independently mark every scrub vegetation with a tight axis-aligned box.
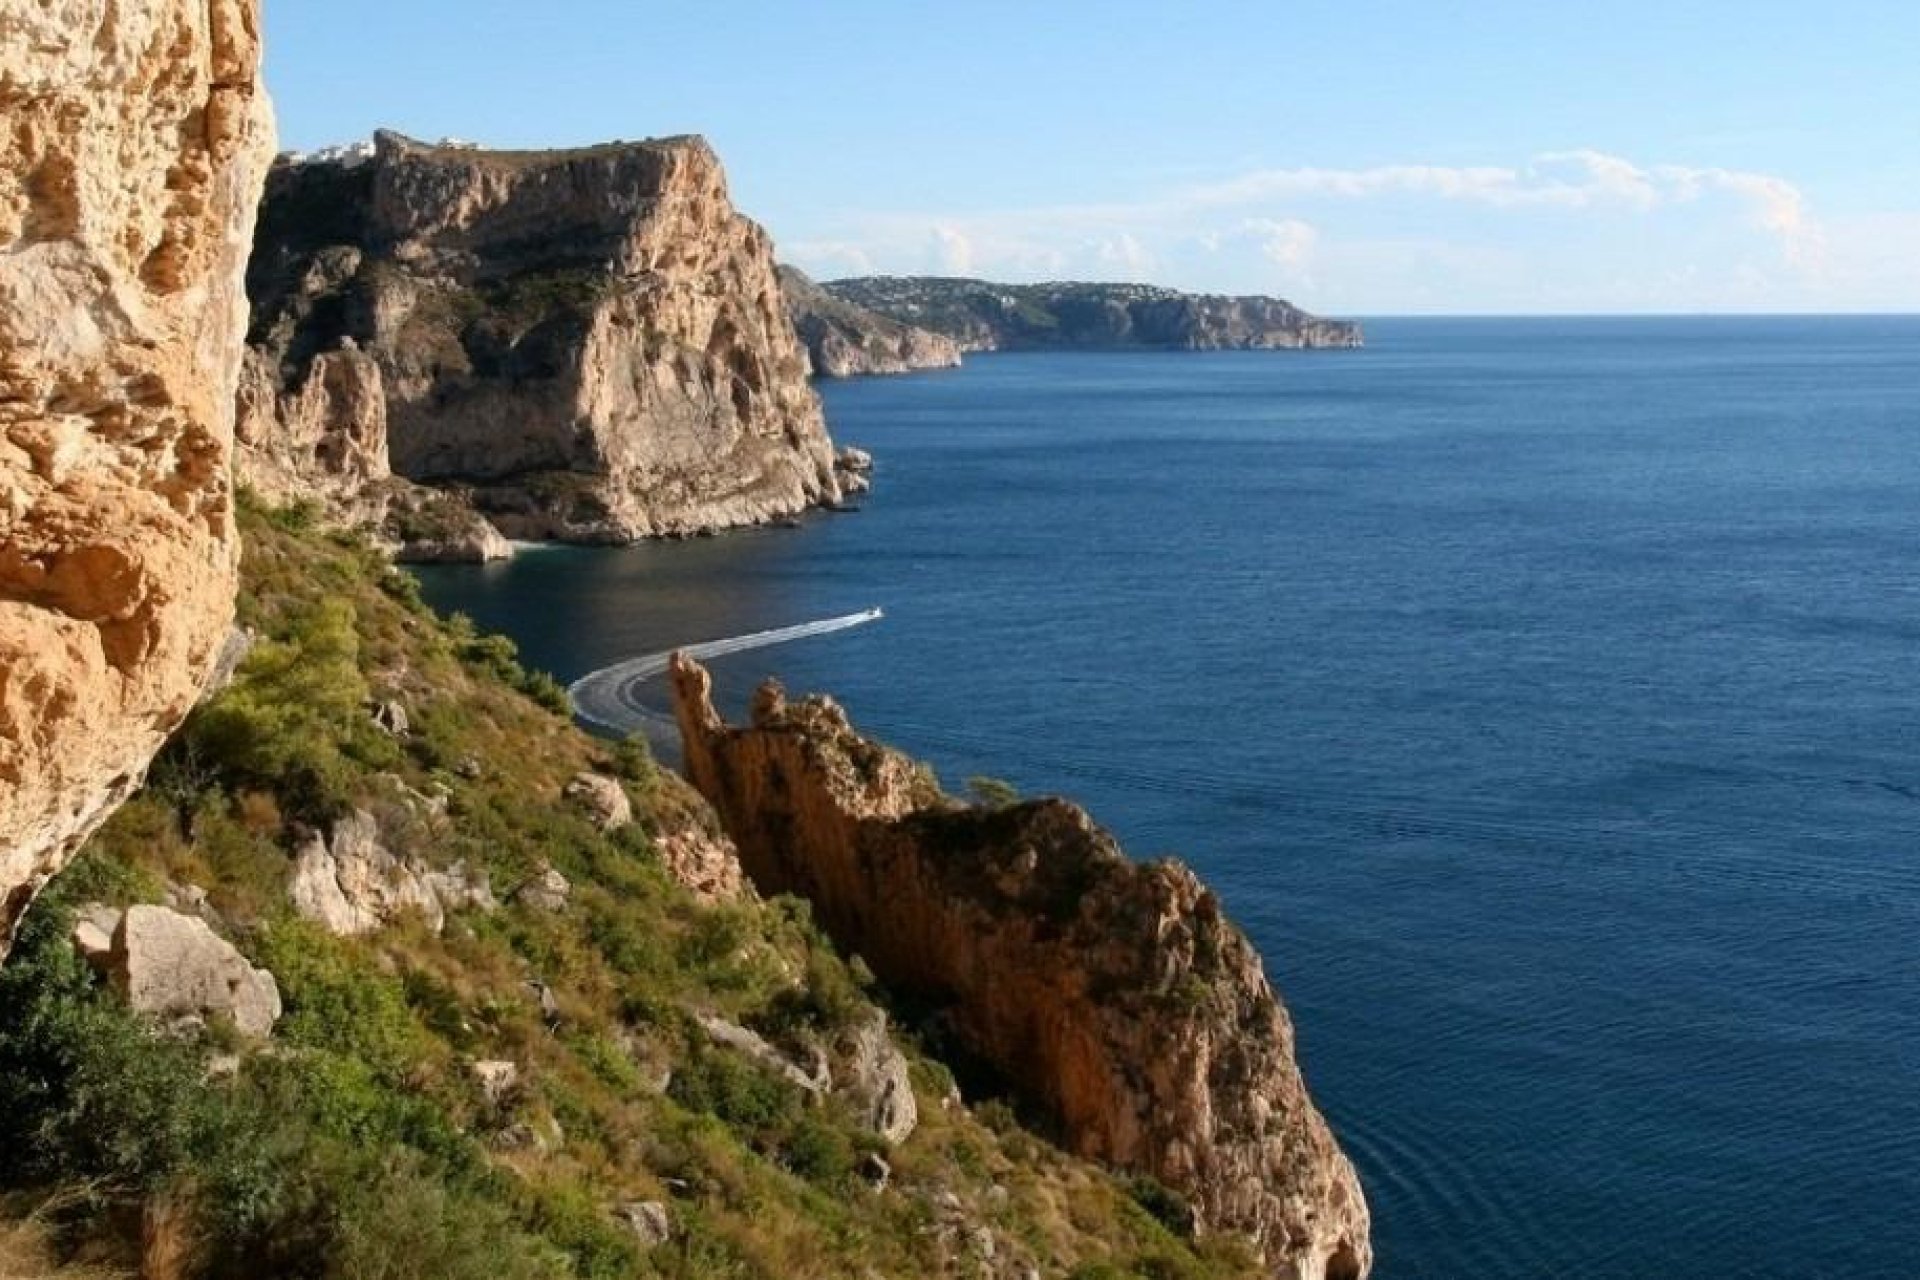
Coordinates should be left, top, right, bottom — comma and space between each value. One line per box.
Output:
0, 499, 1248, 1280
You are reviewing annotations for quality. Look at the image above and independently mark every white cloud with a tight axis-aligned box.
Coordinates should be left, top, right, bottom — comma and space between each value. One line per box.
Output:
784, 239, 876, 278
1241, 217, 1319, 271
1091, 232, 1154, 276
774, 147, 1868, 312
929, 225, 974, 275
1178, 150, 1818, 264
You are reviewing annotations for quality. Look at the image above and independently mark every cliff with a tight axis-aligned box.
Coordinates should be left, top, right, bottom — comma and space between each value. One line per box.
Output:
0, 0, 275, 956
779, 265, 963, 377
672, 658, 1372, 1279
822, 276, 1364, 352
240, 131, 851, 543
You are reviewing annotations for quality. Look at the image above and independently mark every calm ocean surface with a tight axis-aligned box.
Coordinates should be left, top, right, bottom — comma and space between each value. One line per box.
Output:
416, 317, 1920, 1278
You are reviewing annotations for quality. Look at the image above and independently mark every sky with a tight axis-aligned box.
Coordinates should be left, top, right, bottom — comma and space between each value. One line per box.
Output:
264, 1, 1920, 315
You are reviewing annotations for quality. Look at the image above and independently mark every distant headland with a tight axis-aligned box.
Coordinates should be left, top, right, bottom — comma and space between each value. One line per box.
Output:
785, 273, 1362, 375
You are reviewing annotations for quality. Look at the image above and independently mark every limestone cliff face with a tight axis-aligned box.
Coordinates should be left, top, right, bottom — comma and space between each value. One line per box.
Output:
0, 0, 274, 956
243, 132, 846, 542
778, 266, 963, 378
823, 276, 1364, 353
672, 658, 1371, 1280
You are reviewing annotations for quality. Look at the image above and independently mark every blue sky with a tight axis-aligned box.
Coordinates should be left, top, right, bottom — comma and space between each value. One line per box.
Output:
266, 1, 1920, 314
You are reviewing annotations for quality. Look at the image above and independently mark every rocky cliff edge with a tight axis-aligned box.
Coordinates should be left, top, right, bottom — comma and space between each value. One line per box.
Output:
241, 131, 850, 543
779, 265, 963, 378
0, 0, 275, 956
672, 656, 1372, 1279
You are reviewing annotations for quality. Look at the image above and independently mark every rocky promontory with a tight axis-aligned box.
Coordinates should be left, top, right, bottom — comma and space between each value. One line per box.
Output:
821, 276, 1363, 352
672, 656, 1372, 1279
779, 265, 963, 377
240, 131, 850, 544
0, 0, 275, 955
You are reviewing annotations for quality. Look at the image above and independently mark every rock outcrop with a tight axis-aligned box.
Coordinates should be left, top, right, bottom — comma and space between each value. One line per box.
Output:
672, 657, 1369, 1279
287, 807, 495, 936
821, 276, 1364, 352
240, 131, 844, 543
82, 904, 282, 1038
564, 772, 632, 831
653, 820, 748, 903
694, 1006, 917, 1145
778, 265, 963, 378
0, 0, 275, 957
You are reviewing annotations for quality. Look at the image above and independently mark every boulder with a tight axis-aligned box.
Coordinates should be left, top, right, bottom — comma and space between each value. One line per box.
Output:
564, 773, 632, 831
513, 864, 572, 913
105, 905, 281, 1038
694, 1013, 828, 1095
70, 903, 122, 968
612, 1201, 672, 1249
370, 698, 410, 737
653, 822, 748, 903
471, 1059, 520, 1108
835, 1009, 918, 1146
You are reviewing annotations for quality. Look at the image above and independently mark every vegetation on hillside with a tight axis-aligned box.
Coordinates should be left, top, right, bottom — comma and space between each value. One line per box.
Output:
0, 499, 1251, 1279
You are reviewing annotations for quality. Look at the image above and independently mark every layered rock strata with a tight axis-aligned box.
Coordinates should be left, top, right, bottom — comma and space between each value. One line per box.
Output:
0, 0, 275, 957
822, 276, 1364, 352
241, 131, 844, 542
671, 657, 1371, 1279
778, 265, 962, 377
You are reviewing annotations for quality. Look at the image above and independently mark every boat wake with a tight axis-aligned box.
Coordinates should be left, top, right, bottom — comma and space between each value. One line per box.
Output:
567, 608, 883, 736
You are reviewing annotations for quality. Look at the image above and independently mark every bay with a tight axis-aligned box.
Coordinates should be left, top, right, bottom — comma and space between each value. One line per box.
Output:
417, 317, 1920, 1278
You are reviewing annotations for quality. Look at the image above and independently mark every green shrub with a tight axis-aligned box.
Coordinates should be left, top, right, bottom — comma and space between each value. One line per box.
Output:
178, 598, 395, 819
612, 733, 656, 785
1127, 1175, 1197, 1238
668, 1046, 804, 1136
0, 898, 217, 1194
967, 775, 1021, 809
780, 1114, 855, 1187
253, 920, 434, 1081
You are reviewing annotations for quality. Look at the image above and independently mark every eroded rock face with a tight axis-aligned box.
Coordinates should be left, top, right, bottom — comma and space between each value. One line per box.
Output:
779, 265, 963, 378
693, 1007, 917, 1145
0, 0, 275, 958
672, 656, 1370, 1278
241, 131, 843, 542
287, 807, 495, 937
653, 820, 747, 903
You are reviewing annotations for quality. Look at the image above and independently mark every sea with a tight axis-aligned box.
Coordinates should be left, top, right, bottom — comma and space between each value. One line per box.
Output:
414, 317, 1920, 1279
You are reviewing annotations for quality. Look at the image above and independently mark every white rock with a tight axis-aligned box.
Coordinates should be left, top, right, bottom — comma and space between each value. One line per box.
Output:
108, 905, 281, 1038
613, 1201, 672, 1248
513, 864, 572, 912
471, 1059, 519, 1108
564, 773, 632, 831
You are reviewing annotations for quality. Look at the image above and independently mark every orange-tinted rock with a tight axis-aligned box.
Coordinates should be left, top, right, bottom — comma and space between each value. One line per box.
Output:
671, 656, 1371, 1278
0, 0, 274, 956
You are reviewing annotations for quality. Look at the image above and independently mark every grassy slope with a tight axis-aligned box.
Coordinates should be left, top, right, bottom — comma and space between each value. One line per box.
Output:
0, 501, 1251, 1280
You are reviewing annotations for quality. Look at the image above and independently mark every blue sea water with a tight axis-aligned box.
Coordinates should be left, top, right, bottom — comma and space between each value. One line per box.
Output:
415, 317, 1920, 1278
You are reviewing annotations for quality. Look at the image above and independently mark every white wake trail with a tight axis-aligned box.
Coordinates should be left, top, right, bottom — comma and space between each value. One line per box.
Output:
568, 608, 884, 735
